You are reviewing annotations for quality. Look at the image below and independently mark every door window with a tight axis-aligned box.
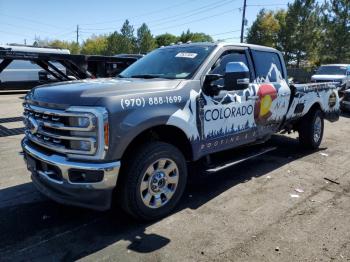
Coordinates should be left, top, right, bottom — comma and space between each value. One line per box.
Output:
252, 50, 284, 83
209, 51, 250, 89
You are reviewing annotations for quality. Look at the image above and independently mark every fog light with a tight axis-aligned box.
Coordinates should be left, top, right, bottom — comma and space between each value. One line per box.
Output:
69, 169, 104, 183
70, 140, 91, 151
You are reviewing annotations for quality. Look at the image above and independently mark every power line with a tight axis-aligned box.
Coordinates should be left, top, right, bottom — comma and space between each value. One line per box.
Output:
0, 30, 33, 39
82, 0, 239, 32
246, 3, 288, 7
80, 0, 201, 26
211, 30, 241, 37
1, 22, 53, 34
152, 8, 241, 33
0, 12, 71, 31
218, 36, 241, 41
145, 0, 239, 29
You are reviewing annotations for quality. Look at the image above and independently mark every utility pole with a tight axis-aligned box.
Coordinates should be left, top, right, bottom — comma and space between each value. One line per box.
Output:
76, 25, 79, 44
24, 39, 27, 45
240, 0, 247, 43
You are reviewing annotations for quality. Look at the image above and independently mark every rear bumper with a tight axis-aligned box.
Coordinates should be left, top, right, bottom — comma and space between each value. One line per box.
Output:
21, 138, 120, 211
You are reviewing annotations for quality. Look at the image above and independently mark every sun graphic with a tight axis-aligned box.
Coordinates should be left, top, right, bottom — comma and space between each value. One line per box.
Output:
254, 84, 277, 123
260, 95, 273, 117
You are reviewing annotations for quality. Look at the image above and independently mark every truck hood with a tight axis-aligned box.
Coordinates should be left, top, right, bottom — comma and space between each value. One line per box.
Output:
26, 78, 183, 107
311, 75, 346, 81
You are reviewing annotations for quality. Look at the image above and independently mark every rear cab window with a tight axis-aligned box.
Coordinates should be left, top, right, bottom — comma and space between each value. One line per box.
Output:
251, 50, 285, 83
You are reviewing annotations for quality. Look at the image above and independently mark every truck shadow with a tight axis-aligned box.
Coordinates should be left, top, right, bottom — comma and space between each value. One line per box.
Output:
0, 134, 325, 261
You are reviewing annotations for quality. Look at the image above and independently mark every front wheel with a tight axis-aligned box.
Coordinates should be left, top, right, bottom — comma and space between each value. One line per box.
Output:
119, 142, 187, 221
298, 109, 324, 149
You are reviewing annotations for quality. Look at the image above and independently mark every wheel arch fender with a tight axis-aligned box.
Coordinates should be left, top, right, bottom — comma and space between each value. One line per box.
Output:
109, 107, 195, 161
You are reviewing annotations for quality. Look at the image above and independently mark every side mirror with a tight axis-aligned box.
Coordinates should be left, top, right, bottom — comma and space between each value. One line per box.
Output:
347, 71, 350, 76
203, 74, 223, 96
224, 62, 250, 90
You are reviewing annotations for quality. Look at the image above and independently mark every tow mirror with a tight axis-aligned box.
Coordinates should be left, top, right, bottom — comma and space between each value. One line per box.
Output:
224, 62, 250, 90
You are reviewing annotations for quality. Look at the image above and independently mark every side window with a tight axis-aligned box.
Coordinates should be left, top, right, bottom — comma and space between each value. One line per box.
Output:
252, 50, 284, 83
209, 51, 249, 89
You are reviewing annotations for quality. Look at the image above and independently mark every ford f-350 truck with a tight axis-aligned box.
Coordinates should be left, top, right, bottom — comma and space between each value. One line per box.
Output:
22, 42, 340, 220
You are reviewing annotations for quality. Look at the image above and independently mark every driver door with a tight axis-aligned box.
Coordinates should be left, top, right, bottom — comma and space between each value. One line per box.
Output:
197, 50, 258, 155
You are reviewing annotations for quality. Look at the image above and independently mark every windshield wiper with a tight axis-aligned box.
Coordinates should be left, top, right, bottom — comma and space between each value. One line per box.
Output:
130, 74, 162, 79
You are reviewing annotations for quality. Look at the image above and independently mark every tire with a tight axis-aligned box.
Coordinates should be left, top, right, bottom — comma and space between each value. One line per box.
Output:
298, 108, 324, 149
119, 142, 187, 221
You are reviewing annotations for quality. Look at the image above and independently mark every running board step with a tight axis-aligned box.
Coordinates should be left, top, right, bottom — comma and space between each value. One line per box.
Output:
205, 146, 277, 173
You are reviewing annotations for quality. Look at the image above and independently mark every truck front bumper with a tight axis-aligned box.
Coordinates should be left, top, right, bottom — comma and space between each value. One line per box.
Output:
21, 138, 120, 211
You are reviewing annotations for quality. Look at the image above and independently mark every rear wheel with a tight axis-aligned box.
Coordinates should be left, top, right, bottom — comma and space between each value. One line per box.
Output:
119, 142, 187, 221
298, 108, 324, 149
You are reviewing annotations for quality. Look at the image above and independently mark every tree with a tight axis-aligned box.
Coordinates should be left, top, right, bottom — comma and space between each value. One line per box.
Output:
121, 19, 134, 39
155, 33, 178, 47
120, 19, 136, 52
247, 1, 321, 67
246, 9, 281, 49
105, 32, 128, 55
136, 23, 156, 53
81, 35, 108, 55
284, 0, 321, 67
47, 40, 80, 54
179, 29, 213, 43
105, 20, 137, 55
319, 0, 350, 64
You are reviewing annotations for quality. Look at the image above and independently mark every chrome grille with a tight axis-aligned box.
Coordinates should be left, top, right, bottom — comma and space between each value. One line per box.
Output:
23, 103, 108, 160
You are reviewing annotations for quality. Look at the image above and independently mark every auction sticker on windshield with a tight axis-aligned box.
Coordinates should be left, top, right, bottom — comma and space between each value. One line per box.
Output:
175, 52, 198, 59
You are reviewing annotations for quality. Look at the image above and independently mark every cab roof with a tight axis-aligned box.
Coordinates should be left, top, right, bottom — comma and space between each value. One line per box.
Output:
320, 64, 350, 67
162, 41, 279, 53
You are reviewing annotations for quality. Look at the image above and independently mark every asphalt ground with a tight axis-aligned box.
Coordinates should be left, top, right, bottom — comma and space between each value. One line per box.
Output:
0, 93, 349, 261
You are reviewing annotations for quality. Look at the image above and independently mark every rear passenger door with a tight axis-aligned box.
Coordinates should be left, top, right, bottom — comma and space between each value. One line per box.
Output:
251, 50, 291, 135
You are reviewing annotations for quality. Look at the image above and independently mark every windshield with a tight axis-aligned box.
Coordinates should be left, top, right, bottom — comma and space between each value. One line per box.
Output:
118, 45, 215, 79
316, 66, 347, 75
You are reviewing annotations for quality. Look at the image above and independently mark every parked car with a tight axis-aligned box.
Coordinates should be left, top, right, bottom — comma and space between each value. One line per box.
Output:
311, 64, 350, 92
22, 42, 340, 220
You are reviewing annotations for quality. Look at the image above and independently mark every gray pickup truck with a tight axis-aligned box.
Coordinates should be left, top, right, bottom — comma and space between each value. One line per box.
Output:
22, 42, 340, 220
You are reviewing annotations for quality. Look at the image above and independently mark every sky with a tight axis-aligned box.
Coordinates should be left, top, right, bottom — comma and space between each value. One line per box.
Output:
0, 0, 291, 45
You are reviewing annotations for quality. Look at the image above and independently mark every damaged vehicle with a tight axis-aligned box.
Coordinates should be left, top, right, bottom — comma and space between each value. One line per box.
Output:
21, 42, 340, 220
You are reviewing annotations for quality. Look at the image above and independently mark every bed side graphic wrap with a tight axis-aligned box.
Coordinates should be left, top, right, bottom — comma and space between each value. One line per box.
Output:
286, 84, 340, 120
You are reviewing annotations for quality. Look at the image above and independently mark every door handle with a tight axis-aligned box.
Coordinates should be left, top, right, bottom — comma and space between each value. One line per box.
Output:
280, 93, 290, 97
248, 96, 259, 100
